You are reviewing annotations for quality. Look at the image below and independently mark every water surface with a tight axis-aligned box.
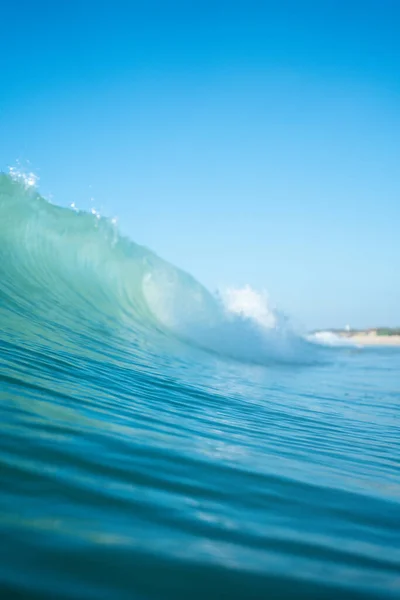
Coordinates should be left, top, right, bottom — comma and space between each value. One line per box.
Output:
1, 174, 399, 599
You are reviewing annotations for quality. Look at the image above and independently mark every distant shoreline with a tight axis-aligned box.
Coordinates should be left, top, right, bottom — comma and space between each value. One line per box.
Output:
320, 329, 400, 347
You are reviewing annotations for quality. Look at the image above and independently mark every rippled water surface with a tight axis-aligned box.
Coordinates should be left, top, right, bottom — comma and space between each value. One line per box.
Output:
1, 174, 399, 599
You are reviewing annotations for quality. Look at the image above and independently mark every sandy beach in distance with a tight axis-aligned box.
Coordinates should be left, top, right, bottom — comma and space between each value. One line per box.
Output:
339, 332, 400, 346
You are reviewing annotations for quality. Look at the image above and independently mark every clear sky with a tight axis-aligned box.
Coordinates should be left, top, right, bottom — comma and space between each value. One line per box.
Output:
1, 1, 399, 330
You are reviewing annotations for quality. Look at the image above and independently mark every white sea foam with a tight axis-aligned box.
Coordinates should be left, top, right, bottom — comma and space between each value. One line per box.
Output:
219, 285, 277, 329
308, 331, 357, 347
143, 274, 313, 364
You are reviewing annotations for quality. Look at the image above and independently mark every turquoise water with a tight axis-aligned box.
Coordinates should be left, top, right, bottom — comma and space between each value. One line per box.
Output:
0, 173, 399, 599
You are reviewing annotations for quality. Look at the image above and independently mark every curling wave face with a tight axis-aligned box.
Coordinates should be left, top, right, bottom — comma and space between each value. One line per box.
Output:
0, 172, 317, 366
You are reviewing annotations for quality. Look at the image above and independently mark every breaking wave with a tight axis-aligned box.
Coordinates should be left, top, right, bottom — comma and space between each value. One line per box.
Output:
0, 171, 318, 366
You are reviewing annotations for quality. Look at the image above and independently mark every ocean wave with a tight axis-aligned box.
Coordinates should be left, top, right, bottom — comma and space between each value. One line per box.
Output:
0, 171, 318, 365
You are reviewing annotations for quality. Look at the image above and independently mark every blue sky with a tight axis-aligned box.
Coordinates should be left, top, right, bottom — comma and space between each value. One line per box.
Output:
1, 1, 399, 329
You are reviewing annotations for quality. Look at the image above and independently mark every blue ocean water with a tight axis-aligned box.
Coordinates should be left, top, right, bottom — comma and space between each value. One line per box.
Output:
0, 173, 399, 599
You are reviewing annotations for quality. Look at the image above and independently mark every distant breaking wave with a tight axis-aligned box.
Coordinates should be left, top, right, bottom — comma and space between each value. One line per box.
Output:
308, 331, 358, 347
